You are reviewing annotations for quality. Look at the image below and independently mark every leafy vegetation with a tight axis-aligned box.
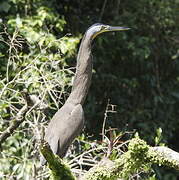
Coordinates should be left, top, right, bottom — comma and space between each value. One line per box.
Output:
0, 0, 179, 179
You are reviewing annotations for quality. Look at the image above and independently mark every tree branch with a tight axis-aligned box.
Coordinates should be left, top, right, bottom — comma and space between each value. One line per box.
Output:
40, 135, 179, 179
0, 92, 47, 146
40, 140, 76, 180
81, 136, 179, 180
0, 103, 29, 145
150, 146, 179, 169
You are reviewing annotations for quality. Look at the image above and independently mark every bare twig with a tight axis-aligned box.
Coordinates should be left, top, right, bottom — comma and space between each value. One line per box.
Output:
81, 138, 179, 180
101, 99, 109, 142
99, 0, 108, 22
0, 103, 29, 145
0, 92, 45, 146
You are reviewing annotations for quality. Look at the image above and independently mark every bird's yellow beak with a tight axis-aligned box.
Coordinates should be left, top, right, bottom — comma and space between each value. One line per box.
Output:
92, 26, 130, 39
106, 26, 130, 32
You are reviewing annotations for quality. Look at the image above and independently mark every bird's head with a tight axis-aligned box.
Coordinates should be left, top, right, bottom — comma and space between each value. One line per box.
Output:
87, 23, 130, 40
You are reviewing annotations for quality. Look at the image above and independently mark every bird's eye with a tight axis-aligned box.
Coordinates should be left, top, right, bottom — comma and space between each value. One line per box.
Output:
101, 26, 106, 30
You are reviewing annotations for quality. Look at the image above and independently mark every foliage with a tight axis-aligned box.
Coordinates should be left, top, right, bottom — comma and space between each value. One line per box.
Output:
85, 0, 179, 139
0, 0, 179, 179
0, 0, 79, 179
81, 134, 179, 180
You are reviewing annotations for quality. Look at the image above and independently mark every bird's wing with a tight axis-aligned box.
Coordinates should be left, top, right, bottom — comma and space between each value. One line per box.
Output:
41, 104, 84, 164
57, 104, 84, 157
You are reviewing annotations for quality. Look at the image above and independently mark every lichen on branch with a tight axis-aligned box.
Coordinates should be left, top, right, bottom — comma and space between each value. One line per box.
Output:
40, 140, 76, 180
82, 135, 179, 180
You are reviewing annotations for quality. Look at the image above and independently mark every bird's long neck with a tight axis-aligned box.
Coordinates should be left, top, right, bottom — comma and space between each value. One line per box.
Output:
66, 31, 93, 105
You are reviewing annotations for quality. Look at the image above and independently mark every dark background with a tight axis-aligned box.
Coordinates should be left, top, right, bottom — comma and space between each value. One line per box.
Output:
0, 0, 179, 179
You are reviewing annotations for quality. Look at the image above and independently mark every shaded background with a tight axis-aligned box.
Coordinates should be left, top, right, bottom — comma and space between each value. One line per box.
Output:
0, 0, 179, 179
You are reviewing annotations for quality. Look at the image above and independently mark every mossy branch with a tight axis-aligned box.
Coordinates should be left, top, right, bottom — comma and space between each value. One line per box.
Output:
81, 136, 179, 180
40, 136, 179, 180
40, 140, 76, 180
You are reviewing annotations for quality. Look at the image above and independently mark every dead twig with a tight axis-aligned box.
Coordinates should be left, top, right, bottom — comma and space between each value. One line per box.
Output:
0, 103, 29, 145
0, 92, 46, 146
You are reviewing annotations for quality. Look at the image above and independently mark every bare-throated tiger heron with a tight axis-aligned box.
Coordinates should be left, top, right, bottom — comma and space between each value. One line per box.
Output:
41, 23, 129, 165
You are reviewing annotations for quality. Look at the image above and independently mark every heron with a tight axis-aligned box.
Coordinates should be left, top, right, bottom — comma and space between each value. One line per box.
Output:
41, 23, 129, 165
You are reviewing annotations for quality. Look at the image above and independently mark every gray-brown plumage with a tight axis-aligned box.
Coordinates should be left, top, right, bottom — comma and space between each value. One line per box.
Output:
41, 23, 129, 165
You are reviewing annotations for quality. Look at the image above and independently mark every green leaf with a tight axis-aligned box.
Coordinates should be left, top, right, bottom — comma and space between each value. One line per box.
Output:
0, 1, 11, 13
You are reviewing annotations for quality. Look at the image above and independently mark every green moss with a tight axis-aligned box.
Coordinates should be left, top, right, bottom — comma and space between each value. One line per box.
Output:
115, 135, 179, 179
40, 141, 75, 180
147, 148, 179, 170
116, 135, 152, 179
83, 158, 118, 180
41, 136, 179, 180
